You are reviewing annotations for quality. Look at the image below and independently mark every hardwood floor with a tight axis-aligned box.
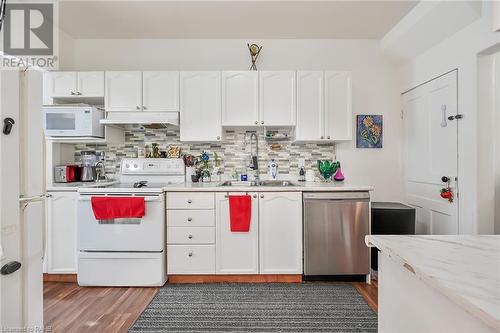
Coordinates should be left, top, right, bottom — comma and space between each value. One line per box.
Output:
44, 280, 378, 333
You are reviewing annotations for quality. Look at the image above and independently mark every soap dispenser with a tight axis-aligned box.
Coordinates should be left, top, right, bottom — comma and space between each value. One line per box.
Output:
269, 159, 278, 180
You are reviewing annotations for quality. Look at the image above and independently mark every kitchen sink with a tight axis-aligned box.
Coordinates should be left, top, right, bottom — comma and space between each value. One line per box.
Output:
218, 180, 297, 187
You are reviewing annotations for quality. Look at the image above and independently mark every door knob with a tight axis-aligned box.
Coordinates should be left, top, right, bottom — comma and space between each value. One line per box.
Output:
441, 176, 450, 183
3, 117, 14, 135
1, 261, 21, 275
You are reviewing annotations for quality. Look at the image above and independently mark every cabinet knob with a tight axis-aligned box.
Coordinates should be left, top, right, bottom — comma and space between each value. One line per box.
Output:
187, 217, 192, 222
261, 121, 264, 125
187, 199, 192, 204
143, 106, 147, 110
253, 194, 257, 198
321, 136, 324, 139
217, 136, 221, 140
70, 91, 76, 95
136, 106, 141, 110
188, 235, 193, 239
77, 91, 82, 96
260, 194, 264, 198
254, 121, 258, 125
188, 252, 193, 257
327, 136, 330, 139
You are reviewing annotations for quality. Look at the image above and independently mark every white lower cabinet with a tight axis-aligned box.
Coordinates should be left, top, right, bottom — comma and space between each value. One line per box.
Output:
45, 191, 78, 274
259, 192, 303, 274
167, 245, 215, 274
215, 192, 259, 274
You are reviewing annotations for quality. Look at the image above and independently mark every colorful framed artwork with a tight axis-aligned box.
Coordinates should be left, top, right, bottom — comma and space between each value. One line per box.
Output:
357, 115, 383, 148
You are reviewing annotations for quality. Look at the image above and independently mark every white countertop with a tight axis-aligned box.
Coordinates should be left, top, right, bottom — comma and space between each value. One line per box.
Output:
48, 181, 373, 192
161, 181, 373, 192
366, 235, 500, 332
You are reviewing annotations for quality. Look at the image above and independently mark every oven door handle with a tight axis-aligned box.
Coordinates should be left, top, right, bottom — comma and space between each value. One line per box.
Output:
78, 196, 163, 202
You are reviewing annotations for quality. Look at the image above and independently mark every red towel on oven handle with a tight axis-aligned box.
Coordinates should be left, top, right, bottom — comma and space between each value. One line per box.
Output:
90, 196, 146, 220
228, 195, 251, 232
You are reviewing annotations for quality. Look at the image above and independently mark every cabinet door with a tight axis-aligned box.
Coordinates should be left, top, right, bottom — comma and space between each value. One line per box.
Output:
296, 71, 324, 141
77, 71, 104, 97
48, 72, 77, 97
324, 71, 352, 141
222, 71, 259, 126
46, 192, 77, 274
142, 71, 179, 112
215, 192, 259, 274
105, 71, 142, 112
259, 192, 302, 274
180, 71, 222, 142
259, 71, 296, 126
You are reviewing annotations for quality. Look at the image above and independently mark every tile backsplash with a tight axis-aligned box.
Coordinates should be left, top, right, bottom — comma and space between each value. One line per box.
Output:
75, 126, 336, 180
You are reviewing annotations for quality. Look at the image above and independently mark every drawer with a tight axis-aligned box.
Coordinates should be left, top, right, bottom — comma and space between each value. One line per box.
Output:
167, 245, 215, 274
167, 192, 214, 210
167, 210, 215, 227
167, 227, 215, 244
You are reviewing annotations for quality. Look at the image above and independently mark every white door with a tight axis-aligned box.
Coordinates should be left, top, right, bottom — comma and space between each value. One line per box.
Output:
105, 71, 142, 112
402, 71, 458, 234
221, 71, 259, 126
296, 71, 324, 141
47, 71, 77, 97
215, 192, 259, 274
324, 71, 352, 141
259, 71, 296, 126
142, 71, 179, 112
259, 192, 302, 274
77, 71, 104, 97
180, 71, 222, 142
46, 192, 77, 273
0, 70, 23, 328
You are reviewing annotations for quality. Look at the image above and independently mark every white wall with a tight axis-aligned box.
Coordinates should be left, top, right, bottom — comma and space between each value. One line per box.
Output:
58, 38, 403, 202
398, 1, 500, 234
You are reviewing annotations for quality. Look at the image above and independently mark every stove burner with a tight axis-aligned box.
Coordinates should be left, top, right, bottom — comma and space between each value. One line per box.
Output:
133, 181, 148, 188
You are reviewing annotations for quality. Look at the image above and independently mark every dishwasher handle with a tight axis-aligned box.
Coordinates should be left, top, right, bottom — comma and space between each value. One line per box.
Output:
303, 191, 370, 200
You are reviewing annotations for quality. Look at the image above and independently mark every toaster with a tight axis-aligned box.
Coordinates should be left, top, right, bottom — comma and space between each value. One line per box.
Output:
54, 165, 80, 183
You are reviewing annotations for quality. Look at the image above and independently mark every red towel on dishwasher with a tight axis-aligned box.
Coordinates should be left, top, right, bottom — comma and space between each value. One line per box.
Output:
91, 197, 146, 220
229, 195, 251, 232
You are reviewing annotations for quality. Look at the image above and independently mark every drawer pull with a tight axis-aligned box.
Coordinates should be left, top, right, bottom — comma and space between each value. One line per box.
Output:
188, 252, 193, 257
187, 199, 192, 204
188, 235, 193, 239
187, 217, 192, 222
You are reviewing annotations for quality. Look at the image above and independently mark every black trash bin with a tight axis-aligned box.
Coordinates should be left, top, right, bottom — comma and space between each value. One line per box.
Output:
371, 202, 416, 271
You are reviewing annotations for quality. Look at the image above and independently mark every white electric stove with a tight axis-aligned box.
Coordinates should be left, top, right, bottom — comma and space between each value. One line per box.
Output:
77, 158, 184, 287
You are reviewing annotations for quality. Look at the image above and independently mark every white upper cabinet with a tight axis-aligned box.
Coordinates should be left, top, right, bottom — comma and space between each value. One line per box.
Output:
259, 192, 302, 274
180, 71, 222, 142
222, 71, 259, 126
46, 71, 104, 98
77, 71, 105, 97
105, 71, 143, 112
47, 72, 77, 97
324, 71, 352, 141
259, 71, 296, 126
215, 192, 259, 274
296, 71, 324, 141
142, 71, 179, 112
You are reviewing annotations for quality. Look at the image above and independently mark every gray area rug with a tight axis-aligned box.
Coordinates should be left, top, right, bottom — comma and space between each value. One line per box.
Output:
129, 283, 377, 332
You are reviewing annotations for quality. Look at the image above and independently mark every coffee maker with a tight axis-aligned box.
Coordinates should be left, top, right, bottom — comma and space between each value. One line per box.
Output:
80, 151, 97, 182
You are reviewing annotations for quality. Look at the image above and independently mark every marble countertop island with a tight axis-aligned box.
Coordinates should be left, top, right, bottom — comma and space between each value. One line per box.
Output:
366, 235, 500, 332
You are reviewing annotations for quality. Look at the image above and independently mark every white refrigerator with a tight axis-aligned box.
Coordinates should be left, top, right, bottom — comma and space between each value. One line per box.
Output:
0, 68, 44, 329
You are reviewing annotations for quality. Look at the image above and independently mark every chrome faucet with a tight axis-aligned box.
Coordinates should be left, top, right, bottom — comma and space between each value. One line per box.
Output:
249, 132, 259, 182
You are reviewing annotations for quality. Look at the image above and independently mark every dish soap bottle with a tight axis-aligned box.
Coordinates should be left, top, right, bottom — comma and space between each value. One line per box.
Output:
298, 166, 306, 182
269, 159, 278, 180
333, 162, 345, 181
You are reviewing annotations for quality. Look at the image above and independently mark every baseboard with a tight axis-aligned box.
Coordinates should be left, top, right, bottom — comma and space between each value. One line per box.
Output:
43, 273, 77, 283
167, 274, 303, 283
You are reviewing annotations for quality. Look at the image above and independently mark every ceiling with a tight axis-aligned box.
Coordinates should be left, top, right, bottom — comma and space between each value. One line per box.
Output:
59, 1, 418, 39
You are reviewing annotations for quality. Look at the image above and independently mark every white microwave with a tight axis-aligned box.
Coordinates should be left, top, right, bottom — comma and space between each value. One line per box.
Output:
43, 105, 105, 137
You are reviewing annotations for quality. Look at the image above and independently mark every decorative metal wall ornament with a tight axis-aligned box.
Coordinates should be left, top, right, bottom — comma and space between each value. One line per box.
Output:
247, 43, 262, 70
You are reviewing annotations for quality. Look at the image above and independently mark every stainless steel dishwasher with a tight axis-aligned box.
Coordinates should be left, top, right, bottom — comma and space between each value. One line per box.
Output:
303, 192, 370, 279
